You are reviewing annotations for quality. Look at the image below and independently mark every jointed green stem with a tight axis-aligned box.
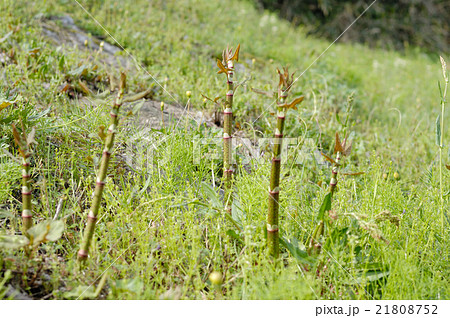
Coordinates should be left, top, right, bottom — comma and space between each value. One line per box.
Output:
216, 45, 240, 213
267, 89, 288, 259
21, 156, 33, 233
309, 133, 346, 255
329, 152, 341, 195
77, 74, 126, 262
260, 67, 302, 259
223, 59, 234, 213
12, 124, 34, 234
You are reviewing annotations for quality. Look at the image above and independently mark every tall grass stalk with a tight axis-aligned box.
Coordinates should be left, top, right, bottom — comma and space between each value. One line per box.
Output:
438, 56, 448, 232
77, 73, 126, 262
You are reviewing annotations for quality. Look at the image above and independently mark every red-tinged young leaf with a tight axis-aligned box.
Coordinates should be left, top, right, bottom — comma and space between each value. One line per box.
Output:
335, 132, 344, 154
216, 59, 228, 74
446, 164, 450, 170
12, 124, 21, 147
60, 83, 71, 93
12, 124, 26, 157
286, 96, 304, 110
284, 67, 292, 84
230, 44, 240, 62
277, 67, 296, 93
277, 68, 286, 87
320, 151, 338, 165
290, 71, 296, 84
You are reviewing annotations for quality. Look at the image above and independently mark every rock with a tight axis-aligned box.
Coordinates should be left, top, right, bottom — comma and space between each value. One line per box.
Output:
40, 15, 127, 68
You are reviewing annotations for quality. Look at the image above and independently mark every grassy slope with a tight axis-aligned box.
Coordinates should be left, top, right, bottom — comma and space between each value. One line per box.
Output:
0, 0, 449, 299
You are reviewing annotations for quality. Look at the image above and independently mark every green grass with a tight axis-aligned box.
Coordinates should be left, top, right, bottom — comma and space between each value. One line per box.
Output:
0, 0, 449, 299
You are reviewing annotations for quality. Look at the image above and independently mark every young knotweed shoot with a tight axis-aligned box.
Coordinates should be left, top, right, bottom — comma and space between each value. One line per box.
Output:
77, 73, 126, 263
253, 67, 304, 258
326, 132, 352, 195
308, 132, 353, 255
12, 123, 37, 234
217, 44, 240, 212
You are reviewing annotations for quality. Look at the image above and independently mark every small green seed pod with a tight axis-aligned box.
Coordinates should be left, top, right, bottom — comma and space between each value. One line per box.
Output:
209, 271, 223, 286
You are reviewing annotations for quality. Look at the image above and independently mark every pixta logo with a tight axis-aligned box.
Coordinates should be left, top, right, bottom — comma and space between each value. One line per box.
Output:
193, 136, 325, 166
124, 128, 171, 172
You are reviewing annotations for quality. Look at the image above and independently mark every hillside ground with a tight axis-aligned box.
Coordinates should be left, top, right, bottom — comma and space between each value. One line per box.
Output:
0, 0, 449, 299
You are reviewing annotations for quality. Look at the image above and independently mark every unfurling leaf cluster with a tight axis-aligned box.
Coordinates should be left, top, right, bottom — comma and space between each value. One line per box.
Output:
216, 44, 240, 75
